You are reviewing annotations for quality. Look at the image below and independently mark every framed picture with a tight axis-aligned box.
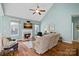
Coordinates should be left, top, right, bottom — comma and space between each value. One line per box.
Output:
10, 21, 19, 36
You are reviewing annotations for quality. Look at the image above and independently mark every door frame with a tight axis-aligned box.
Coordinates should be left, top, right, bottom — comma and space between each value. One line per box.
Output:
72, 15, 79, 42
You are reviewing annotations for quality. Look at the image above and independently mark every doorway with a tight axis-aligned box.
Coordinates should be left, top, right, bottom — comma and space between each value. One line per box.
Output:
72, 16, 79, 42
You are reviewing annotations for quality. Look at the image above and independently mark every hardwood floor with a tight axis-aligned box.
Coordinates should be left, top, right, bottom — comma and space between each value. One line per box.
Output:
16, 41, 40, 56
4, 41, 79, 56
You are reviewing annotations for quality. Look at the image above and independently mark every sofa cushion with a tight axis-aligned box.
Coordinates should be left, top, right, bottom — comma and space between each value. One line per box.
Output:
2, 38, 10, 48
7, 41, 17, 48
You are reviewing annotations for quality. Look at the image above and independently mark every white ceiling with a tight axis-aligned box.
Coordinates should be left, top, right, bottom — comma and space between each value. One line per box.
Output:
3, 3, 53, 21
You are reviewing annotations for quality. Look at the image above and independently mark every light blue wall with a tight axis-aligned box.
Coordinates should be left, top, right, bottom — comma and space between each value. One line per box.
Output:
0, 4, 4, 16
20, 18, 41, 38
41, 3, 79, 42
0, 16, 21, 39
0, 16, 2, 34
0, 16, 41, 39
0, 4, 4, 34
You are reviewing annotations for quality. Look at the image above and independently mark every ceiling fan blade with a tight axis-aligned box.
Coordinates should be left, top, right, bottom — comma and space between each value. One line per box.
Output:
33, 12, 36, 15
29, 9, 35, 11
39, 10, 45, 12
38, 12, 41, 15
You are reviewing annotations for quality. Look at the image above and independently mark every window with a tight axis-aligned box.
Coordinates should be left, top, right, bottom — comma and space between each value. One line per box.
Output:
10, 21, 19, 36
35, 25, 40, 35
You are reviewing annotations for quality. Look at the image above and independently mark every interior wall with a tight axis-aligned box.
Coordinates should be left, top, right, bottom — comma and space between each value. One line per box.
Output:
0, 4, 4, 16
0, 4, 4, 34
0, 16, 2, 34
0, 16, 41, 39
41, 3, 79, 42
0, 16, 21, 39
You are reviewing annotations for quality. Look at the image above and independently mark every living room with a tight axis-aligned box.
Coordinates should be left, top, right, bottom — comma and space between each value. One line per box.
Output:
0, 3, 79, 56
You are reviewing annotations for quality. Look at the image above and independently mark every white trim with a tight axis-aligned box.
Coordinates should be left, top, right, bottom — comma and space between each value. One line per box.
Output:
72, 22, 73, 41
71, 13, 79, 17
73, 40, 79, 42
63, 40, 72, 44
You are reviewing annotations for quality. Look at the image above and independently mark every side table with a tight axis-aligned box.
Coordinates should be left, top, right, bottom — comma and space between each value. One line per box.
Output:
59, 37, 63, 42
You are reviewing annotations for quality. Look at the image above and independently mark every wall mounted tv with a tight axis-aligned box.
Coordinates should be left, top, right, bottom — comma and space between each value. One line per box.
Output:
24, 21, 32, 29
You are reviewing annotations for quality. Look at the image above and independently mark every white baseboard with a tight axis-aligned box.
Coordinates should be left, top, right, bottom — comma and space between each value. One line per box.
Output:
73, 40, 79, 42
63, 40, 72, 44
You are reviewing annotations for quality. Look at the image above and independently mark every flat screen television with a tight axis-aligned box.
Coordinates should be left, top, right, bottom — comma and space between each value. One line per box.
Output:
24, 21, 32, 29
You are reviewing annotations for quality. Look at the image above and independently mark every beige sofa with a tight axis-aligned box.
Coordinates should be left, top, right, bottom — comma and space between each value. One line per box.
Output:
33, 33, 60, 54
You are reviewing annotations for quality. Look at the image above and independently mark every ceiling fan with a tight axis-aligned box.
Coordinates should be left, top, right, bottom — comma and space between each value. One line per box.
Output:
29, 4, 46, 15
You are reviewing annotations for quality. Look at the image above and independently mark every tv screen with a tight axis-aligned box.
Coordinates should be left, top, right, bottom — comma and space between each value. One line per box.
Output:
24, 22, 32, 29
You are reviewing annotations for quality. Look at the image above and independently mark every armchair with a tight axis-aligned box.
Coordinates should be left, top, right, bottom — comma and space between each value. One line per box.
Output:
1, 37, 18, 55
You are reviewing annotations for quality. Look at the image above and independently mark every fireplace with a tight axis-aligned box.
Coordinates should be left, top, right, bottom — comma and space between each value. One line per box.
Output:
22, 29, 32, 39
24, 33, 31, 39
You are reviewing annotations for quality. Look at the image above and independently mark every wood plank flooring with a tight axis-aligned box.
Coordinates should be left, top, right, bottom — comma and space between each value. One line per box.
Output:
4, 41, 79, 56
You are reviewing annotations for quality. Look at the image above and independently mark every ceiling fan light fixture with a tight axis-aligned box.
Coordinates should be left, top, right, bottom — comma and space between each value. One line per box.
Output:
29, 4, 45, 15
36, 10, 39, 13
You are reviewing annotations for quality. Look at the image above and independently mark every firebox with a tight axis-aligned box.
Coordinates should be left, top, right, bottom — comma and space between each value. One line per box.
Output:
24, 33, 31, 39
